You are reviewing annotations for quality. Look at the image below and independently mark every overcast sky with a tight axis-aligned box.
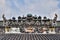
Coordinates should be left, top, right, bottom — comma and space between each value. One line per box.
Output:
0, 0, 60, 20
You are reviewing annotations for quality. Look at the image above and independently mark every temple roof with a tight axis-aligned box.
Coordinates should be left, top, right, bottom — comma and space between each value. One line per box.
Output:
27, 14, 32, 17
